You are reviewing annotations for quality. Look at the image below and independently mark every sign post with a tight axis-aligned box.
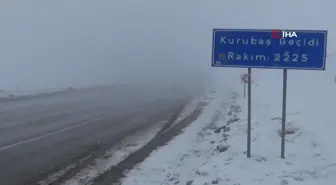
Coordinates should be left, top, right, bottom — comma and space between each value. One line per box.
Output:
281, 69, 288, 158
212, 29, 327, 159
247, 68, 252, 157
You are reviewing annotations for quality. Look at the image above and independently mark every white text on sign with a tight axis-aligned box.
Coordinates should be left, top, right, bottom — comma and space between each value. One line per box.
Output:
272, 29, 298, 39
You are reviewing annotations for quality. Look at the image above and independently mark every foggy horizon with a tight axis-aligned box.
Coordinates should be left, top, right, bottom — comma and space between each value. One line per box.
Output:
1, 0, 334, 92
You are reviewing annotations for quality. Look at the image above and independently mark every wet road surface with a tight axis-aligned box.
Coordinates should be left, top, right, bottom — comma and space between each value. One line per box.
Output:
0, 85, 191, 185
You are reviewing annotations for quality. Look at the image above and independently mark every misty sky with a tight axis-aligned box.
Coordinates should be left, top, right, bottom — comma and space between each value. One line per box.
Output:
0, 0, 334, 91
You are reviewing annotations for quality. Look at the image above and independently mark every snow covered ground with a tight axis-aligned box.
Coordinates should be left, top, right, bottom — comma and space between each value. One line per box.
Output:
161, 96, 203, 135
120, 69, 336, 185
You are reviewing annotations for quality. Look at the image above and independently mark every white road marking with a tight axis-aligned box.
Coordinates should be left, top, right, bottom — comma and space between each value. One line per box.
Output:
0, 117, 106, 152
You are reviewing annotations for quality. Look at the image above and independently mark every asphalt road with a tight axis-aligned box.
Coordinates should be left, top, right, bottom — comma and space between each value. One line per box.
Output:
0, 85, 192, 185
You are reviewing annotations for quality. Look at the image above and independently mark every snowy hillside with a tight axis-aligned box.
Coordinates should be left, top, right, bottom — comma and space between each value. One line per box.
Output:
119, 70, 336, 184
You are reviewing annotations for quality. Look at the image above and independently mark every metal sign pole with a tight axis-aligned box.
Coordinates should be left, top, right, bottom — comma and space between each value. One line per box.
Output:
247, 68, 252, 158
281, 69, 288, 159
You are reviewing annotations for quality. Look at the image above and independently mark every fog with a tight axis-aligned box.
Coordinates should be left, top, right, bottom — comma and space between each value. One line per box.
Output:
0, 0, 335, 93
0, 0, 211, 92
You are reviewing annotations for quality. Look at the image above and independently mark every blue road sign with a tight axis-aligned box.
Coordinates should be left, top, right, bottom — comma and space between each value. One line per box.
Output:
212, 29, 327, 70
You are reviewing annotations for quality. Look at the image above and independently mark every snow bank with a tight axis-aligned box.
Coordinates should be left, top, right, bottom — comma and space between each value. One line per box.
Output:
120, 90, 230, 185
120, 80, 336, 185
162, 96, 202, 134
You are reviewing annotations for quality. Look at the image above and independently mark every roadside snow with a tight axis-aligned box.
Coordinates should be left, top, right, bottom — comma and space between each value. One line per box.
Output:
120, 83, 336, 185
120, 90, 230, 185
162, 96, 202, 134
176, 96, 202, 124
58, 96, 202, 185
59, 122, 165, 185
